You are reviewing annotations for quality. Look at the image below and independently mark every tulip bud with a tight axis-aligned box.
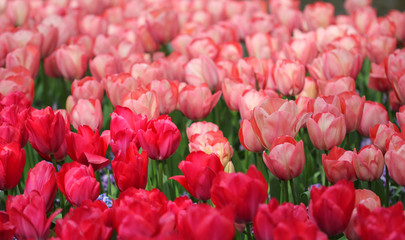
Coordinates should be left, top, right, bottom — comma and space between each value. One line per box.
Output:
224, 161, 235, 173
0, 142, 25, 190
322, 147, 357, 184
69, 99, 103, 131
239, 119, 265, 153
357, 101, 388, 137
307, 112, 346, 150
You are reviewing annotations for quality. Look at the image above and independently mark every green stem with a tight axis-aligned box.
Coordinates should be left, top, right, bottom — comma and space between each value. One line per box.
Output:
289, 179, 298, 204
283, 180, 289, 203
368, 181, 372, 191
245, 224, 253, 240
158, 161, 163, 191
385, 166, 390, 207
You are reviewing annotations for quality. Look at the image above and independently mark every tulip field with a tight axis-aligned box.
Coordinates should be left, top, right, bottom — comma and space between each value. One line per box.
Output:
2, 0, 405, 239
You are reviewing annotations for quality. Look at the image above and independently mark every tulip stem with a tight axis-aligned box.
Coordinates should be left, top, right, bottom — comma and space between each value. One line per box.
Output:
368, 181, 372, 191
283, 180, 289, 203
289, 179, 298, 204
245, 224, 253, 240
158, 161, 164, 192
385, 167, 390, 207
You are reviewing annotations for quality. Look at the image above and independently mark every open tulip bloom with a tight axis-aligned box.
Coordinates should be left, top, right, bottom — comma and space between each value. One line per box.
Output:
2, 0, 405, 239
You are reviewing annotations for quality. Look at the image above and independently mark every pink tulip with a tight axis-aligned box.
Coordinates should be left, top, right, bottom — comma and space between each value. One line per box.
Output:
339, 92, 366, 133
303, 2, 335, 30
352, 7, 377, 35
368, 62, 391, 92
354, 145, 384, 182
222, 77, 253, 111
187, 37, 218, 60
297, 77, 318, 99
69, 99, 103, 131
283, 38, 318, 65
357, 101, 388, 137
263, 135, 305, 181
239, 119, 265, 153
370, 122, 400, 153
104, 73, 138, 106
53, 44, 88, 81
89, 54, 120, 81
186, 121, 220, 140
71, 76, 104, 102
5, 0, 29, 26
239, 89, 269, 120
344, 0, 372, 14
318, 77, 355, 96
121, 88, 159, 120
385, 141, 405, 186
387, 10, 405, 42
146, 8, 179, 44
322, 147, 357, 184
0, 66, 34, 103
245, 32, 274, 59
366, 35, 397, 64
36, 24, 58, 57
216, 42, 243, 63
270, 59, 305, 96
149, 79, 178, 115
185, 56, 219, 91
307, 112, 346, 150
5, 45, 40, 78
78, 15, 107, 38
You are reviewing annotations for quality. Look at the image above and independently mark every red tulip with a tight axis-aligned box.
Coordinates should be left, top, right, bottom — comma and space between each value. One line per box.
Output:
0, 211, 15, 240
211, 165, 268, 223
354, 202, 405, 240
66, 125, 110, 171
177, 204, 235, 240
24, 160, 56, 213
322, 147, 357, 184
273, 219, 328, 240
263, 135, 305, 181
0, 141, 25, 190
309, 180, 355, 236
170, 151, 224, 201
138, 115, 181, 160
26, 106, 67, 161
112, 142, 149, 191
7, 191, 61, 240
55, 200, 112, 240
56, 161, 100, 207
253, 198, 311, 240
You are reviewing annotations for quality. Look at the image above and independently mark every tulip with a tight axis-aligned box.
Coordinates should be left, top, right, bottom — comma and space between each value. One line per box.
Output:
318, 77, 356, 96
121, 88, 159, 120
138, 115, 181, 161
186, 121, 219, 140
366, 35, 396, 64
308, 47, 362, 81
57, 161, 100, 207
354, 202, 405, 240
5, 0, 29, 26
222, 77, 253, 111
177, 204, 235, 240
177, 83, 221, 120
387, 10, 405, 42
369, 63, 391, 92
339, 92, 365, 133
398, 106, 405, 128
71, 76, 104, 102
5, 45, 40, 78
297, 77, 318, 99
370, 122, 399, 153
357, 101, 389, 137
283, 38, 318, 65
217, 42, 243, 63
245, 32, 274, 59
36, 24, 58, 57
112, 142, 149, 191
352, 7, 377, 35
303, 2, 335, 30
24, 160, 56, 213
239, 120, 265, 153
185, 56, 219, 91
55, 200, 113, 240
146, 8, 179, 44
251, 98, 310, 149
307, 112, 346, 150
344, 0, 372, 14
149, 79, 178, 115
274, 219, 328, 240
0, 66, 34, 103
385, 141, 405, 186
78, 15, 107, 38
66, 125, 110, 171
54, 44, 88, 81
0, 141, 25, 190
354, 145, 384, 182
211, 165, 268, 223
309, 180, 355, 236
270, 59, 305, 97
110, 106, 148, 154
69, 99, 103, 131
322, 147, 357, 184
239, 89, 269, 120
130, 62, 166, 88
26, 106, 66, 161
170, 151, 223, 201
263, 135, 305, 181
344, 189, 381, 240
89, 54, 120, 81
308, 95, 344, 117
7, 191, 61, 240
187, 37, 218, 60
104, 73, 138, 106
189, 131, 233, 167
0, 211, 15, 240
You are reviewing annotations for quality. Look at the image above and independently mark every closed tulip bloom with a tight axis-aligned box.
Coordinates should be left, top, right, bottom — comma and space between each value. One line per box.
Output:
0, 141, 25, 190
322, 147, 357, 184
66, 125, 110, 171
251, 98, 310, 149
344, 0, 372, 14
69, 99, 103, 131
357, 101, 389, 137
274, 219, 328, 240
71, 77, 104, 102
309, 180, 355, 237
0, 211, 15, 240
170, 151, 224, 201
308, 47, 362, 81
304, 2, 335, 30
211, 165, 268, 223
339, 92, 365, 133
146, 8, 179, 44
138, 115, 181, 161
104, 73, 137, 106
121, 88, 159, 120
354, 145, 384, 182
239, 89, 269, 120
89, 54, 120, 81
57, 161, 100, 207
0, 66, 34, 103
308, 95, 344, 117
187, 37, 218, 60
112, 142, 149, 191
5, 45, 40, 78
217, 42, 243, 63
366, 35, 396, 65
318, 77, 356, 96
307, 112, 346, 150
397, 106, 405, 128
185, 56, 219, 91
55, 200, 113, 240
54, 44, 88, 81
24, 161, 56, 213
271, 59, 305, 97
368, 62, 391, 92
370, 122, 399, 153
283, 38, 318, 65
387, 10, 405, 42
245, 32, 274, 59
221, 78, 253, 111
385, 141, 405, 186
26, 106, 66, 161
263, 135, 305, 181
186, 121, 219, 140
177, 204, 235, 240
239, 120, 265, 153
149, 79, 178, 115
5, 0, 29, 26
7, 191, 61, 240
344, 189, 381, 240
297, 77, 318, 99
177, 83, 221, 120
